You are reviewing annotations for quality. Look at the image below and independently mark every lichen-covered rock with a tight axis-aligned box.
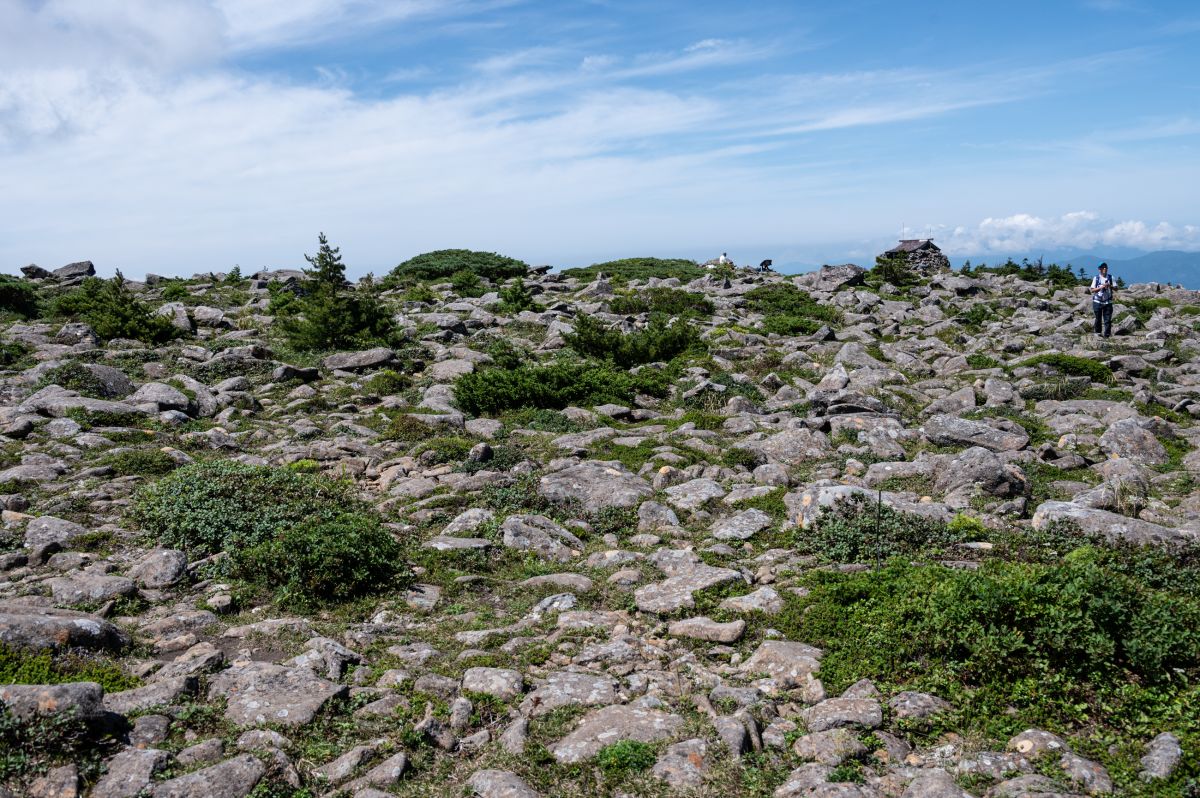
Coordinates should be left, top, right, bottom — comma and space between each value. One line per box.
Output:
549, 705, 683, 764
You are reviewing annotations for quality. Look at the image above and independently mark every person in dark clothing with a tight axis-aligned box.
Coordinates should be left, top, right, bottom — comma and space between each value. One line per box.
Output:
759, 259, 773, 273
1090, 262, 1115, 337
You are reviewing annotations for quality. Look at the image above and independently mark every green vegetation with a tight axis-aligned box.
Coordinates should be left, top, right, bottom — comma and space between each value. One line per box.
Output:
275, 234, 395, 352
361, 369, 411, 396
596, 740, 657, 776
868, 255, 920, 289
384, 249, 528, 286
564, 315, 702, 367
496, 277, 539, 314
102, 448, 180, 476
744, 283, 842, 335
1019, 353, 1113, 383
962, 258, 1087, 290
561, 257, 705, 283
0, 275, 41, 319
0, 703, 114, 786
131, 460, 409, 608
0, 341, 30, 368
450, 269, 484, 297
965, 353, 1004, 370
34, 362, 109, 397
50, 274, 182, 344
1128, 296, 1173, 323
607, 287, 714, 318
454, 360, 669, 416
797, 493, 975, 563
0, 644, 138, 693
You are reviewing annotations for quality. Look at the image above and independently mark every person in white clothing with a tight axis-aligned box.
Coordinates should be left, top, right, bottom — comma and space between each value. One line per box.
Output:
1089, 262, 1115, 338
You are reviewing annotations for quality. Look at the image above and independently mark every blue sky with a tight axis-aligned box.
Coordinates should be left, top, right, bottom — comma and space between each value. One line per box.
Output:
1, 0, 1198, 277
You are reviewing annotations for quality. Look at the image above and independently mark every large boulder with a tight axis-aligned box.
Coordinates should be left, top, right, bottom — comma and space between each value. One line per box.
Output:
207, 661, 347, 727
321, 348, 395, 372
538, 461, 653, 511
549, 705, 683, 764
932, 447, 1027, 498
793, 264, 867, 292
0, 602, 129, 651
734, 428, 830, 468
920, 414, 1029, 452
0, 682, 106, 720
1098, 417, 1169, 467
150, 754, 264, 798
499, 515, 583, 562
1031, 501, 1196, 547
634, 550, 742, 614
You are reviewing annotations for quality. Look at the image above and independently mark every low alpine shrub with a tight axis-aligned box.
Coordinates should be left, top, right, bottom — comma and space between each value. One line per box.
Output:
744, 283, 842, 336
561, 257, 705, 283
1018, 353, 1113, 383
453, 360, 670, 416
51, 275, 182, 344
564, 315, 703, 367
384, 249, 528, 286
0, 275, 41, 319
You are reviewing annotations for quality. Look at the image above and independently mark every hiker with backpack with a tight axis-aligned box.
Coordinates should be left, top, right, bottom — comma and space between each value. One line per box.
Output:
1090, 262, 1115, 338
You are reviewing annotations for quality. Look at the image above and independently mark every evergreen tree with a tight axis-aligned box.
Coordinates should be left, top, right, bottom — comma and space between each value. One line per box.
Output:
277, 234, 394, 351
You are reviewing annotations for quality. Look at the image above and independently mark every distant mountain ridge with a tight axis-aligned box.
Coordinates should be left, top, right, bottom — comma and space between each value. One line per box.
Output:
951, 250, 1200, 289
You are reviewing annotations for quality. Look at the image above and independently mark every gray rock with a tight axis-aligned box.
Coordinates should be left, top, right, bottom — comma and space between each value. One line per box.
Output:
322, 347, 395, 372
663, 478, 726, 511
739, 640, 823, 689
462, 667, 523, 700
1007, 728, 1068, 759
24, 516, 86, 550
47, 572, 136, 605
467, 769, 540, 798
103, 676, 196, 715
792, 729, 866, 765
53, 261, 95, 281
784, 484, 953, 529
800, 697, 881, 732
719, 586, 784, 615
634, 549, 742, 614
668, 616, 746, 643
0, 681, 105, 720
127, 548, 187, 589
26, 764, 79, 797
538, 460, 653, 511
520, 671, 619, 717
150, 754, 264, 798
711, 508, 773, 540
933, 446, 1027, 498
207, 661, 347, 727
549, 704, 683, 764
500, 515, 584, 562
1140, 732, 1182, 781
177, 738, 225, 768
128, 382, 191, 413
313, 743, 380, 785
1060, 752, 1112, 794
1099, 418, 1169, 466
735, 427, 831, 467
91, 748, 169, 798
444, 508, 495, 535
901, 769, 971, 797
1032, 501, 1194, 546
921, 414, 1029, 452
652, 738, 709, 789
889, 691, 952, 720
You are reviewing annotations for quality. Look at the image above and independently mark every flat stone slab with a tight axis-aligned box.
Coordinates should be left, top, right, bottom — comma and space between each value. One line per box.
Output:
0, 602, 129, 651
423, 535, 492, 551
500, 515, 583, 562
461, 667, 524, 700
1032, 501, 1195, 546
520, 671, 620, 717
668, 616, 746, 643
468, 769, 540, 798
634, 550, 741, 614
538, 461, 653, 511
739, 640, 823, 688
711, 508, 774, 540
920, 414, 1029, 452
549, 705, 683, 764
0, 681, 105, 720
47, 572, 137, 605
663, 478, 726, 511
801, 697, 882, 732
208, 661, 347, 727
150, 754, 264, 798
783, 484, 952, 529
719, 586, 784, 615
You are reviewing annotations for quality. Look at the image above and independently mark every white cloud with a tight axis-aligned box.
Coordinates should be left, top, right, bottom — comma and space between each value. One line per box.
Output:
942, 212, 1200, 254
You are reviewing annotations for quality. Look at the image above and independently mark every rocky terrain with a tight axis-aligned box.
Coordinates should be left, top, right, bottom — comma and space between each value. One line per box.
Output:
0, 256, 1198, 797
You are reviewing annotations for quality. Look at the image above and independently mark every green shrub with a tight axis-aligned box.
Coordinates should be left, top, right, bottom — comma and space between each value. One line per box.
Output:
0, 341, 30, 368
798, 493, 973, 563
63, 407, 142, 429
417, 436, 473, 464
965, 353, 1003, 370
381, 414, 432, 442
34, 363, 109, 397
779, 555, 1200, 741
385, 249, 528, 286
454, 361, 670, 416
744, 283, 842, 336
722, 447, 761, 470
0, 275, 41, 318
561, 257, 705, 283
1019, 353, 1113, 383
565, 315, 702, 367
161, 281, 190, 301
0, 703, 113, 784
232, 512, 407, 610
103, 449, 179, 476
500, 407, 582, 433
868, 255, 920, 288
400, 282, 438, 303
496, 277, 538, 314
362, 369, 410, 396
51, 275, 182, 344
458, 444, 527, 474
956, 304, 994, 328
272, 234, 395, 352
608, 287, 713, 318
0, 644, 138, 693
450, 269, 484, 297
485, 338, 527, 370
596, 739, 657, 776
131, 459, 366, 557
